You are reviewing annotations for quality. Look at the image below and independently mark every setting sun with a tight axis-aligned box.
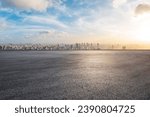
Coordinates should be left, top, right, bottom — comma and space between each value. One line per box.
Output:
136, 27, 150, 42
132, 13, 150, 43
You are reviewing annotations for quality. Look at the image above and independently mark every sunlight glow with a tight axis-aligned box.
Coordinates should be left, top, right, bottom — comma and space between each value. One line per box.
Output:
132, 13, 150, 43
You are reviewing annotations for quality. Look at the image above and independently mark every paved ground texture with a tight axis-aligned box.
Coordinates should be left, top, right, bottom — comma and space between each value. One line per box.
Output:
0, 51, 150, 100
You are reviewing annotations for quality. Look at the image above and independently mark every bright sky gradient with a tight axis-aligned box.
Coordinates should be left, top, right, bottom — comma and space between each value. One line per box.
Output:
0, 0, 150, 44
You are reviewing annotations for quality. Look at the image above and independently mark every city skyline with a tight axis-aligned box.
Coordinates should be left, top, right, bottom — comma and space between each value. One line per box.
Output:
0, 0, 150, 46
1, 43, 150, 50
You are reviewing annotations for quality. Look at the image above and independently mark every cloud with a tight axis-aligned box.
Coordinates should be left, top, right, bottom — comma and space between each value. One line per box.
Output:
135, 3, 150, 15
0, 19, 7, 28
2, 0, 147, 44
113, 0, 127, 8
0, 18, 11, 29
24, 15, 68, 29
0, 0, 51, 11
25, 29, 72, 43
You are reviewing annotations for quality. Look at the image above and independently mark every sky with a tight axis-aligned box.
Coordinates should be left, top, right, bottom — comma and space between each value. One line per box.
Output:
0, 0, 150, 44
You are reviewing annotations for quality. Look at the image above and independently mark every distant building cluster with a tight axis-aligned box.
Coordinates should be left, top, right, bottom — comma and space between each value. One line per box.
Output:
0, 43, 128, 51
